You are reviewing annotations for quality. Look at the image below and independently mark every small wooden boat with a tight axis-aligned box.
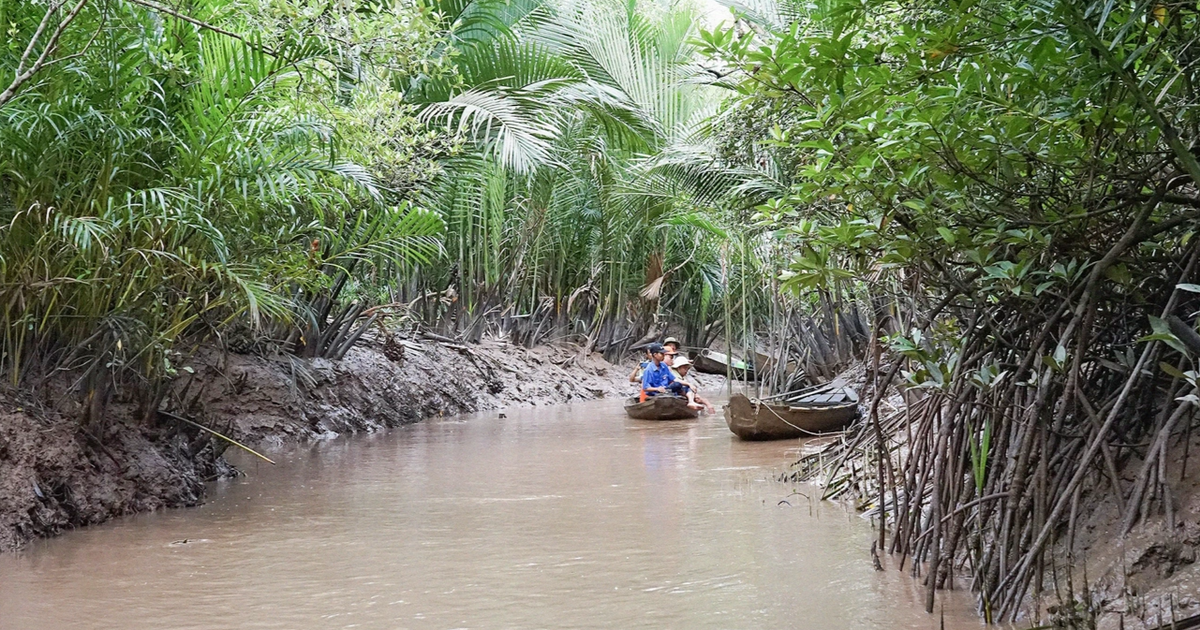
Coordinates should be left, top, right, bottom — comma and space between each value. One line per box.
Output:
624, 395, 700, 420
724, 389, 859, 440
691, 349, 755, 379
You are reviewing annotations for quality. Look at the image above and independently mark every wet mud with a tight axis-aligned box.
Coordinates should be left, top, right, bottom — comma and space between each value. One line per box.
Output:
0, 337, 628, 551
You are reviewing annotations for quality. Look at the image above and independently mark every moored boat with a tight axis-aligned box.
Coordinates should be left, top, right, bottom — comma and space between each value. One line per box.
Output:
723, 389, 859, 440
691, 349, 755, 379
624, 395, 700, 420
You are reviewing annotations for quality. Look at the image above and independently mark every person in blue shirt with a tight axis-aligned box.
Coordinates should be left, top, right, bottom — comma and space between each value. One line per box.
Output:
639, 343, 676, 401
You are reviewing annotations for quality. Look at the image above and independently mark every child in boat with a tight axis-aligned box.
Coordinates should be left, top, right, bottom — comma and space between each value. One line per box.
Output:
627, 347, 652, 383
668, 357, 715, 413
660, 337, 687, 398
639, 343, 677, 401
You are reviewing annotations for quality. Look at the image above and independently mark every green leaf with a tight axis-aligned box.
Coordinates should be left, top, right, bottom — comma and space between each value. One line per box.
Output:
1160, 362, 1187, 380
1140, 319, 1189, 354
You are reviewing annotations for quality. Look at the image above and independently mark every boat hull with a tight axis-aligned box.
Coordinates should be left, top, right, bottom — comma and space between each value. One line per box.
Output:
624, 395, 700, 420
691, 349, 755, 380
724, 393, 858, 440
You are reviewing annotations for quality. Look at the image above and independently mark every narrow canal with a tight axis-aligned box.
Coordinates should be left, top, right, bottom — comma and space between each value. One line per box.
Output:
0, 400, 993, 629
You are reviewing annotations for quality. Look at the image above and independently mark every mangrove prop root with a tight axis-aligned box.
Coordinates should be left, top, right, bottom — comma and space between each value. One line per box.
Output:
788, 229, 1200, 621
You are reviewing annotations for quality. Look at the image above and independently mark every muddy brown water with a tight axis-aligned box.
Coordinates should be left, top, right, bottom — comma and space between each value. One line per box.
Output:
0, 400, 997, 629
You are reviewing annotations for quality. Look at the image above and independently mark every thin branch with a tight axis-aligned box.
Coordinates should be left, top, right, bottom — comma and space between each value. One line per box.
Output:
16, 0, 67, 76
0, 0, 90, 109
42, 0, 109, 70
157, 410, 277, 465
122, 0, 267, 51
1062, 3, 1200, 188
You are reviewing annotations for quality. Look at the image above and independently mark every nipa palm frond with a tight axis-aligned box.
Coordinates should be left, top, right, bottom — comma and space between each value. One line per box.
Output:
420, 86, 562, 172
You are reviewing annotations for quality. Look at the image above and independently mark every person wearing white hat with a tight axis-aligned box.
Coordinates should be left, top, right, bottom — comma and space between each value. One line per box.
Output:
669, 356, 715, 413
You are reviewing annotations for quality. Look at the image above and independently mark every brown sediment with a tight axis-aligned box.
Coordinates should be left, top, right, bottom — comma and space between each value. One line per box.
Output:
1070, 430, 1200, 630
0, 337, 627, 552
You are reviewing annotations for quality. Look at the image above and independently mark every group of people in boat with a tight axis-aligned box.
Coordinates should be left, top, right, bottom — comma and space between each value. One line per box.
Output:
627, 337, 716, 413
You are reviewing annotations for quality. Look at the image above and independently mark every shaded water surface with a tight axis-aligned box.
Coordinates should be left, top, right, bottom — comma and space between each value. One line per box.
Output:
0, 400, 990, 629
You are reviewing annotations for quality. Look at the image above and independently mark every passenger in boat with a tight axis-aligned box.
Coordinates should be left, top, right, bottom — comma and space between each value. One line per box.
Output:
639, 343, 677, 401
628, 347, 652, 383
661, 338, 687, 386
668, 357, 714, 413
662, 337, 681, 367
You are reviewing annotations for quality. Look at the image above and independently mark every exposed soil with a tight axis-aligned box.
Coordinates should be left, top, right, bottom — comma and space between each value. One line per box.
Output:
1071, 431, 1200, 630
0, 335, 630, 552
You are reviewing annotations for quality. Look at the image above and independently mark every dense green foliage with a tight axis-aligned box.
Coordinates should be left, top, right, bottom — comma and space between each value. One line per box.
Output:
406, 0, 766, 351
1, 0, 789, 395
700, 0, 1200, 620
0, 0, 454, 390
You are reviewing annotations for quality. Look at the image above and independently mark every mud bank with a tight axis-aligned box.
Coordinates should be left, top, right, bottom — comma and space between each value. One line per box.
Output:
0, 337, 630, 552
1070, 431, 1200, 630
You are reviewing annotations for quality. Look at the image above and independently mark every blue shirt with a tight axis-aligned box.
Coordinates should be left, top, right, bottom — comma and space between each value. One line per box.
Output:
641, 360, 676, 392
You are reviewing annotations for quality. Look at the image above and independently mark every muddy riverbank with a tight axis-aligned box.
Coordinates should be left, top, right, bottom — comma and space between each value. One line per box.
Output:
1069, 433, 1200, 630
0, 336, 631, 552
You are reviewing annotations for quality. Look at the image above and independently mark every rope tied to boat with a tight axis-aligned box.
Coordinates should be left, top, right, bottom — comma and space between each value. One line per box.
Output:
751, 400, 836, 437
